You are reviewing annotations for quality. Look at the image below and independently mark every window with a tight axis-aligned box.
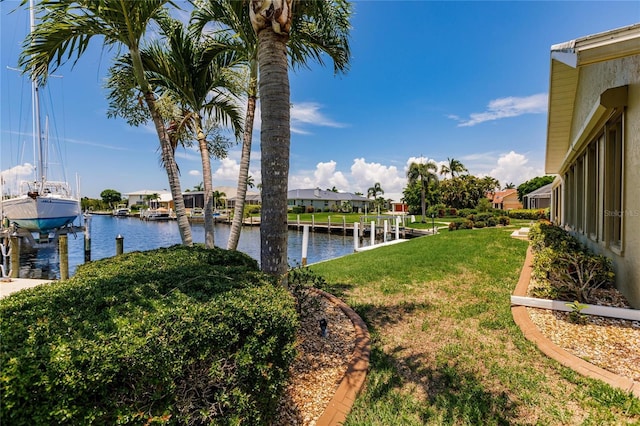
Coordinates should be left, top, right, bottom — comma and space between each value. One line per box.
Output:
585, 137, 600, 238
575, 155, 585, 232
604, 112, 623, 250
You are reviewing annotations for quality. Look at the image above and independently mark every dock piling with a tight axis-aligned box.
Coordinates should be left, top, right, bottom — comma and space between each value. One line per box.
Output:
10, 235, 19, 278
59, 234, 69, 280
84, 215, 91, 262
301, 225, 309, 266
116, 234, 124, 256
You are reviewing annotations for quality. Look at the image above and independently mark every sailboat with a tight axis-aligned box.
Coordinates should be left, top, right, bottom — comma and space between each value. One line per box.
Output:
1, 0, 80, 233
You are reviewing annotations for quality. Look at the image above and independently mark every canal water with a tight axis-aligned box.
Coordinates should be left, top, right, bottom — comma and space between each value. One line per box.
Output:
14, 214, 366, 279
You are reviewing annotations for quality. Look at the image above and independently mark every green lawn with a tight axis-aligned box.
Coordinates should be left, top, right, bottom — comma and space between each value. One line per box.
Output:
310, 227, 639, 425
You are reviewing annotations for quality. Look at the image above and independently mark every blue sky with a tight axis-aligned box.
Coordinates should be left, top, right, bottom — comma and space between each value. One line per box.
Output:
2, 1, 639, 201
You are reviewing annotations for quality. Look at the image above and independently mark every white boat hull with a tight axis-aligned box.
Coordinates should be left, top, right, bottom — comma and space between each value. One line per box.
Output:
2, 195, 80, 232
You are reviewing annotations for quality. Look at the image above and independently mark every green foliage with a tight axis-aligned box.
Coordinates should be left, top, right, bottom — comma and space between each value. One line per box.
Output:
0, 246, 298, 425
498, 216, 510, 226
566, 301, 588, 324
100, 189, 122, 207
476, 198, 491, 212
291, 205, 306, 214
529, 222, 615, 303
508, 208, 549, 220
517, 175, 554, 202
474, 220, 486, 229
286, 266, 326, 314
458, 208, 477, 218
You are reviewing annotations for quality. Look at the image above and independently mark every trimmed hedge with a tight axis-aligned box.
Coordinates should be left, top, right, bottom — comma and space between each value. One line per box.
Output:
507, 208, 549, 220
1, 245, 298, 425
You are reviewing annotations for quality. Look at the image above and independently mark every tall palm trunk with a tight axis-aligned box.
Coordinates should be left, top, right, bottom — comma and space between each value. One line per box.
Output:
144, 92, 193, 246
228, 66, 258, 251
196, 115, 215, 248
420, 182, 426, 223
257, 27, 290, 275
129, 42, 192, 246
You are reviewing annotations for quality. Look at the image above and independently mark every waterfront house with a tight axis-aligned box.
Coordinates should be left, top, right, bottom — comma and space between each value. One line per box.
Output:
487, 189, 522, 210
182, 187, 261, 212
287, 188, 371, 213
545, 23, 640, 307
126, 190, 174, 210
522, 183, 552, 209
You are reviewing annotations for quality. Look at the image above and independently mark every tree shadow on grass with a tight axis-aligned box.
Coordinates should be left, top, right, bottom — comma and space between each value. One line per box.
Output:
347, 300, 518, 425
363, 346, 517, 425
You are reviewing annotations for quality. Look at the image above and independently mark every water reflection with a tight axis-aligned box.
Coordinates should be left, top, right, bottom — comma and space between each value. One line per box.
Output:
17, 215, 369, 279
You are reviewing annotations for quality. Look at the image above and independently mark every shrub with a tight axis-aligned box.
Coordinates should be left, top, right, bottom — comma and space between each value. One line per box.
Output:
474, 221, 486, 229
475, 213, 493, 223
448, 208, 458, 217
460, 219, 474, 230
498, 216, 510, 226
458, 208, 477, 218
306, 206, 315, 213
528, 222, 615, 304
292, 205, 305, 214
508, 208, 549, 220
476, 198, 491, 213
547, 252, 614, 303
485, 216, 497, 227
0, 246, 298, 425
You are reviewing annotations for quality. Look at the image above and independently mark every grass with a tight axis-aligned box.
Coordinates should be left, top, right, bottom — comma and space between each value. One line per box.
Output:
309, 227, 640, 425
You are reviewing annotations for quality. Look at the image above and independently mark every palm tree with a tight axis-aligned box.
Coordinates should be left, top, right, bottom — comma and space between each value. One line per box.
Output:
367, 182, 384, 215
212, 190, 226, 210
439, 157, 468, 179
504, 182, 515, 189
194, 0, 351, 260
191, 0, 258, 252
20, 0, 194, 245
107, 17, 243, 248
248, 0, 352, 275
407, 161, 439, 222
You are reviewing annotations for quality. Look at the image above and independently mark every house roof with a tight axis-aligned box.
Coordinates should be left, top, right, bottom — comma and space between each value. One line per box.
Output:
545, 23, 640, 174
126, 190, 171, 196
288, 188, 370, 202
489, 189, 518, 203
523, 183, 552, 199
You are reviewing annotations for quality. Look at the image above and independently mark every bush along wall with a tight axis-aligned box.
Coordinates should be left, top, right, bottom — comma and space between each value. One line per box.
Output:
0, 245, 298, 425
528, 221, 615, 303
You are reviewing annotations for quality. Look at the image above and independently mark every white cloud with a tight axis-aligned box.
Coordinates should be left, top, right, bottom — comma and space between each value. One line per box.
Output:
188, 170, 201, 176
488, 151, 542, 187
253, 101, 347, 135
1, 163, 34, 194
213, 158, 241, 181
287, 158, 406, 201
211, 157, 261, 187
452, 93, 548, 127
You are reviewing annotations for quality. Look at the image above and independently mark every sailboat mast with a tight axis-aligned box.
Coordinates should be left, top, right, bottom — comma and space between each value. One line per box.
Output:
29, 0, 45, 187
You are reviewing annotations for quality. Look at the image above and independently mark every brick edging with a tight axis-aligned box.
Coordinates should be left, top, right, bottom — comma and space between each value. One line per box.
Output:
512, 246, 640, 398
312, 288, 371, 426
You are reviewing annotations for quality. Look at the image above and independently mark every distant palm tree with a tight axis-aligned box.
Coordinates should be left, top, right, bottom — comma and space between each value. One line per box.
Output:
212, 190, 226, 209
367, 182, 384, 215
504, 182, 516, 189
21, 0, 194, 245
407, 161, 439, 222
193, 182, 205, 191
440, 157, 468, 179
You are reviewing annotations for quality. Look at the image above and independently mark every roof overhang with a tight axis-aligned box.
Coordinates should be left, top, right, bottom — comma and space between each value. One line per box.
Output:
545, 23, 640, 174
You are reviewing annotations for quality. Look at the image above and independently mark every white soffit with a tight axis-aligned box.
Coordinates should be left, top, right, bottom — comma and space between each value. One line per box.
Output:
545, 23, 640, 174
